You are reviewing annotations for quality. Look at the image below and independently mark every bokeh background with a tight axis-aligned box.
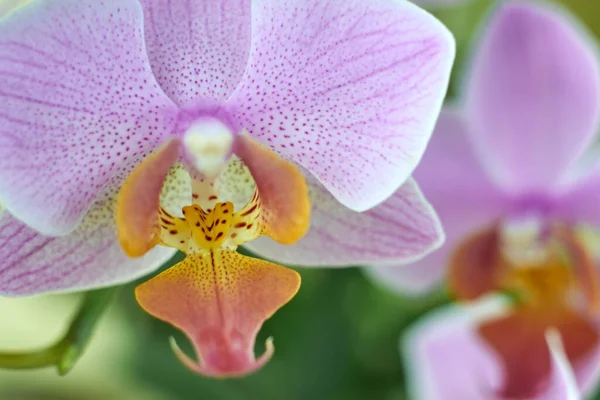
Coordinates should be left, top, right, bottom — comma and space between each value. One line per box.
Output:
2, 0, 600, 398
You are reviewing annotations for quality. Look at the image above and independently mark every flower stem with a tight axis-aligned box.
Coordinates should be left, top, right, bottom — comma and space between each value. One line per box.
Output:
0, 286, 119, 375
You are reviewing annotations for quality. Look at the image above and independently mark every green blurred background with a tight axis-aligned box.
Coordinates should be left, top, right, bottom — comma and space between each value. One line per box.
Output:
2, 0, 600, 398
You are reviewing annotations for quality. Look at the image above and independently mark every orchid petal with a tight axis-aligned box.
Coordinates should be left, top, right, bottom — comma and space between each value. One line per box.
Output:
234, 134, 310, 245
367, 110, 506, 294
135, 250, 300, 377
553, 162, 600, 229
543, 330, 580, 400
0, 207, 175, 296
411, 0, 472, 7
116, 138, 182, 257
404, 297, 507, 400
138, 0, 251, 106
227, 0, 454, 212
465, 1, 600, 194
0, 154, 190, 295
246, 177, 442, 266
478, 308, 598, 399
0, 0, 176, 235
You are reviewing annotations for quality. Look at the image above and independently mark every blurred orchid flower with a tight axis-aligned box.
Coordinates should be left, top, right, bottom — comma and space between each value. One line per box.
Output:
370, 0, 600, 397
0, 0, 454, 377
404, 297, 590, 399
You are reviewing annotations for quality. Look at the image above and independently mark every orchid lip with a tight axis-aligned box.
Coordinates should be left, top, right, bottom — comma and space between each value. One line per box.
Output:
134, 193, 301, 378
116, 133, 309, 378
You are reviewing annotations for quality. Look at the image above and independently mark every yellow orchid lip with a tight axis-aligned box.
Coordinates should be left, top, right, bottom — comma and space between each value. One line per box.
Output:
115, 131, 310, 378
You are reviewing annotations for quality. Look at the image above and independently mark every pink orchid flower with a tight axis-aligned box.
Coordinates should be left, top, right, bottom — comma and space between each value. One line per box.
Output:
371, 1, 600, 397
0, 0, 454, 377
405, 297, 590, 399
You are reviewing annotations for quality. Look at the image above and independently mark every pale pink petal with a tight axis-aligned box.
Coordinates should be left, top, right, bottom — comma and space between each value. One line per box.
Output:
465, 1, 600, 194
404, 297, 507, 400
0, 0, 176, 235
227, 0, 455, 212
0, 209, 175, 296
368, 111, 507, 294
246, 177, 443, 267
552, 162, 600, 230
0, 152, 192, 295
540, 330, 580, 400
411, 0, 472, 7
139, 0, 251, 106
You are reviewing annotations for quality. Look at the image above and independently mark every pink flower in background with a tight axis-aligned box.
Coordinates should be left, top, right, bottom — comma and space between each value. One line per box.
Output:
0, 0, 454, 377
405, 298, 588, 399
370, 1, 600, 397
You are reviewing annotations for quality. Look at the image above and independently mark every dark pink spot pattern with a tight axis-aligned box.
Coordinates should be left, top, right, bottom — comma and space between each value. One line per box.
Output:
226, 0, 454, 211
0, 0, 177, 235
139, 0, 252, 106
0, 192, 177, 296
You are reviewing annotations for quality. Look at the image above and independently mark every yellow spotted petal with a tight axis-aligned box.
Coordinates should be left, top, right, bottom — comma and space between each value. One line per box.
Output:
234, 134, 310, 245
116, 138, 181, 257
